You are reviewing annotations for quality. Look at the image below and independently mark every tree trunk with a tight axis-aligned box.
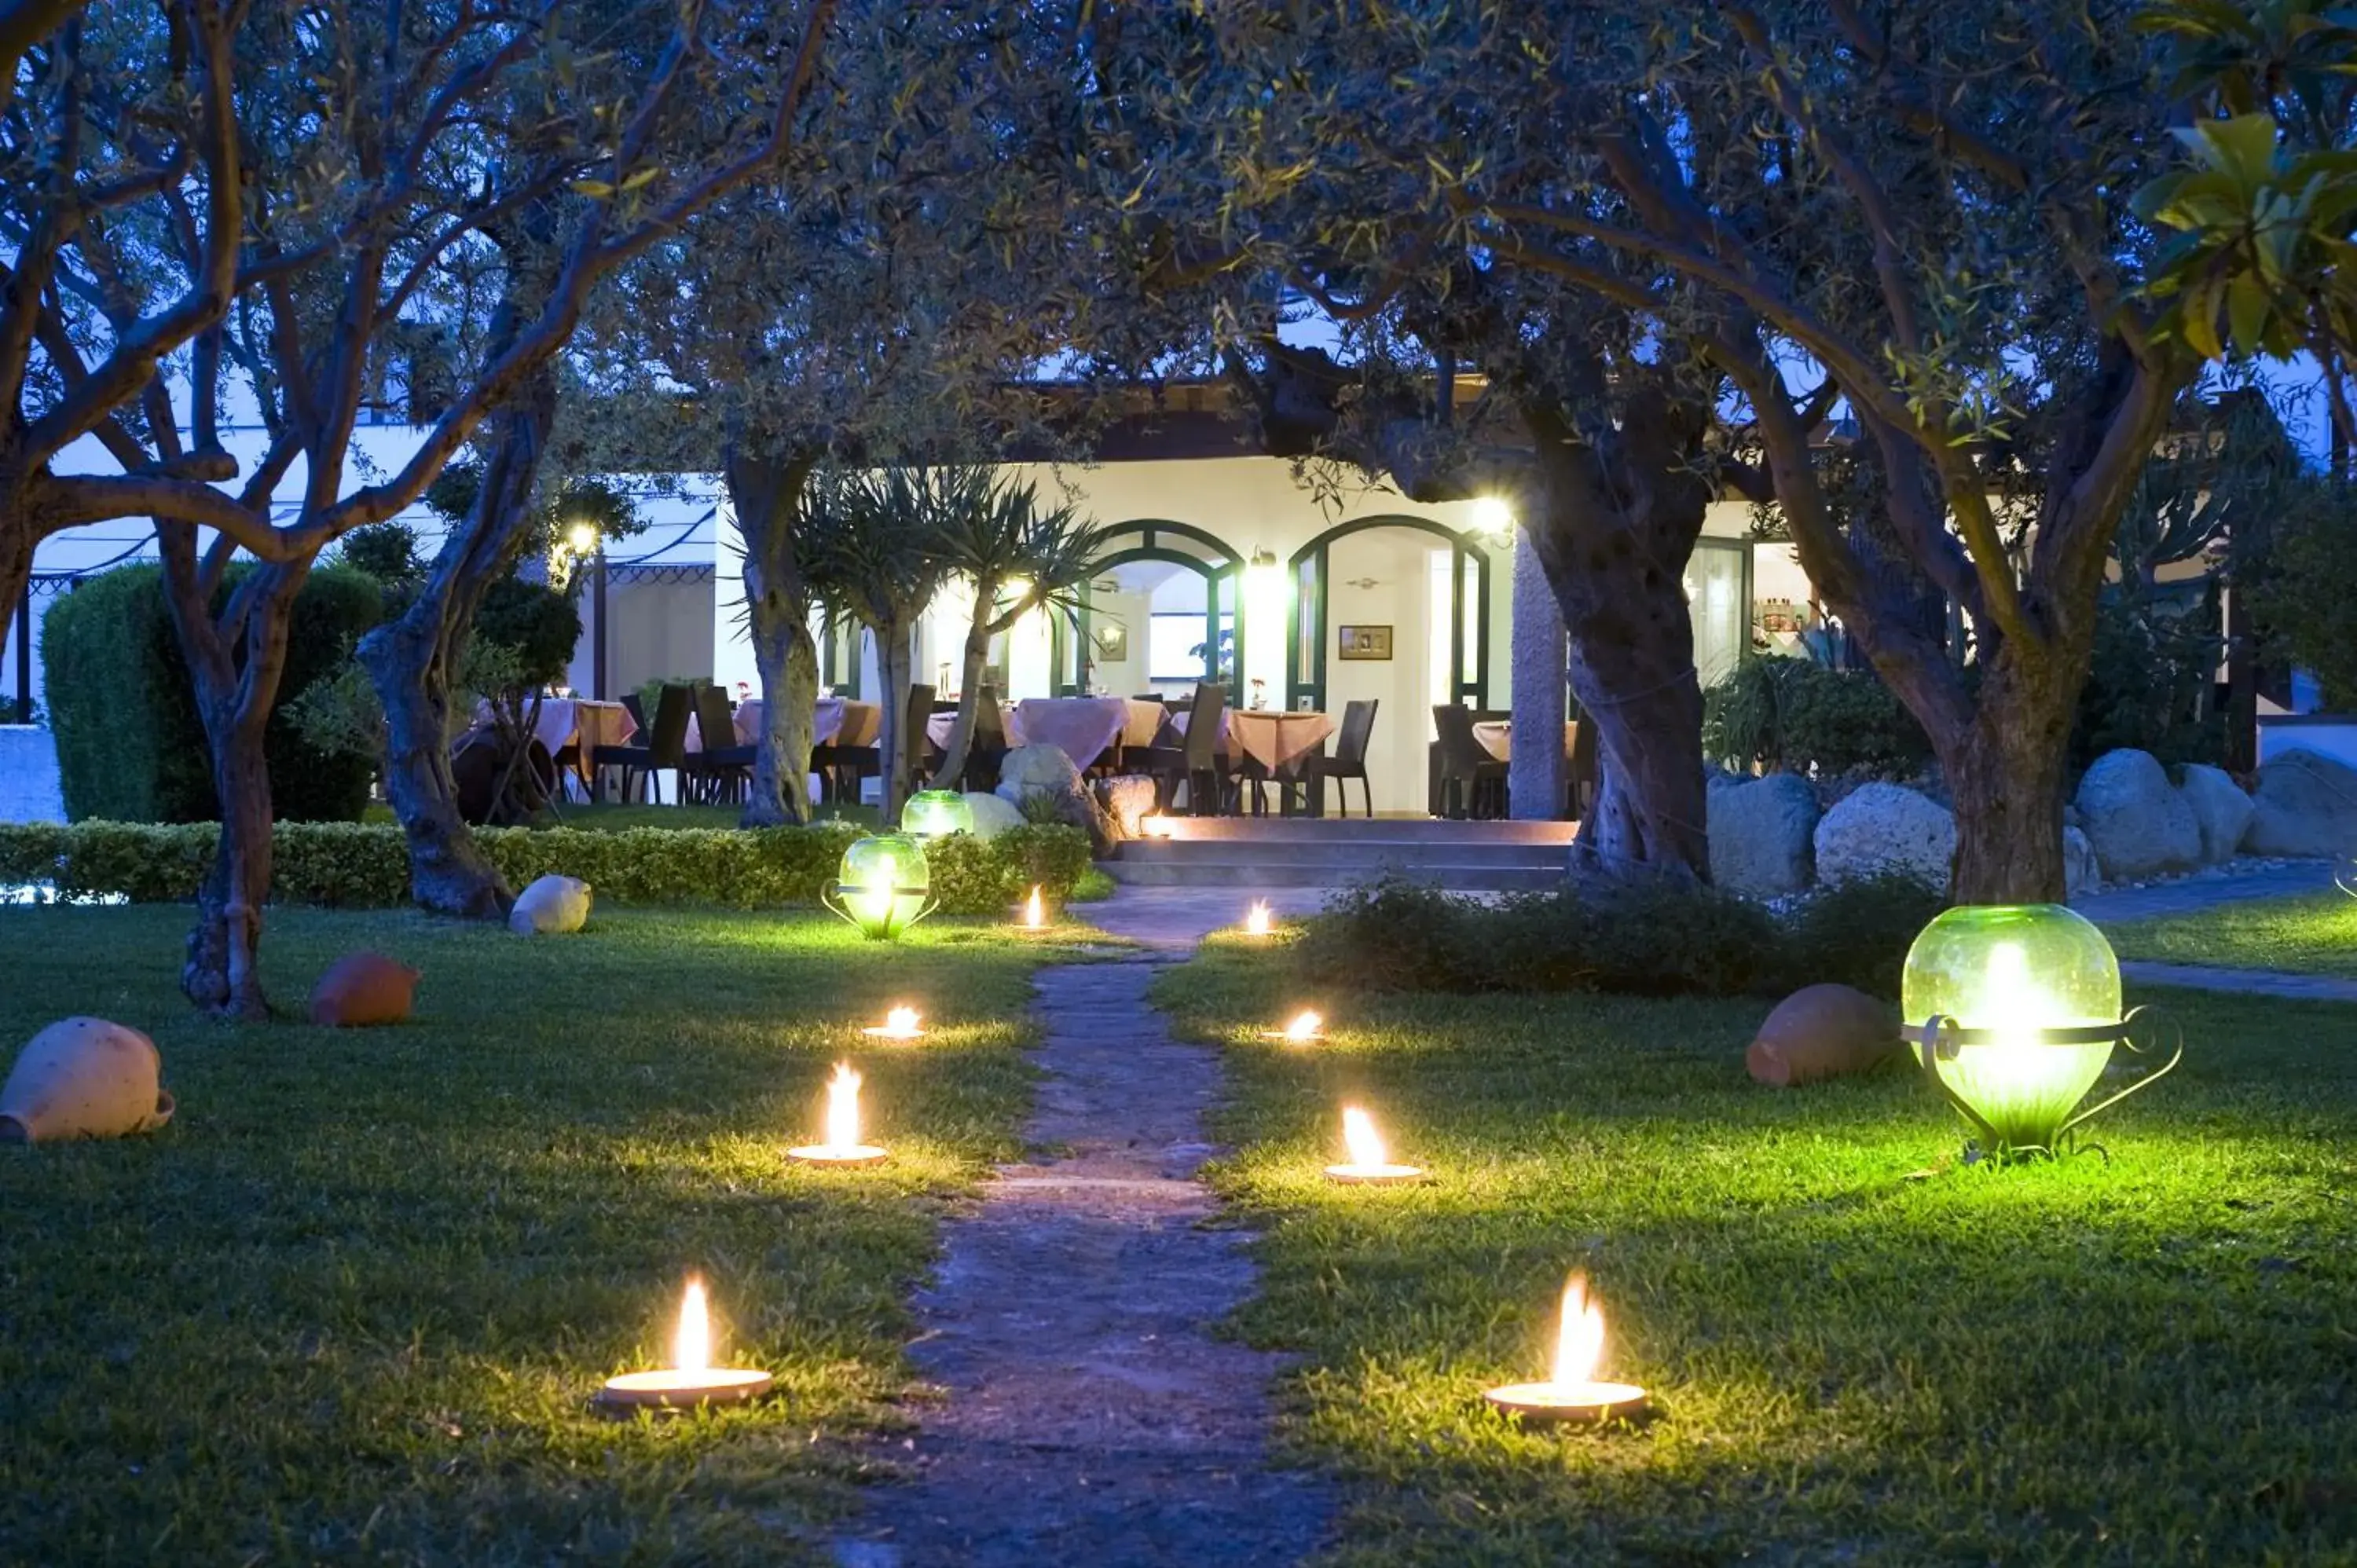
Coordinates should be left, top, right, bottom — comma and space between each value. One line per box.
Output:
1930, 651, 2076, 903
933, 587, 998, 786
745, 612, 818, 826
0, 509, 29, 669
725, 440, 820, 828
359, 372, 555, 916
1522, 393, 1714, 882
184, 705, 274, 1019
877, 618, 915, 822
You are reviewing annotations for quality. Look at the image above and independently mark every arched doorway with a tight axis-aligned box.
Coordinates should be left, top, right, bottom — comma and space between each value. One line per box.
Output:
1080, 519, 1248, 695
1288, 515, 1498, 813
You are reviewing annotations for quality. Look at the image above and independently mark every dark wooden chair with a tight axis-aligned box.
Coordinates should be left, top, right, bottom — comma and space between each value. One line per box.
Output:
1567, 719, 1598, 819
962, 684, 1010, 792
592, 683, 691, 804
1431, 702, 1508, 819
1315, 698, 1379, 818
621, 692, 647, 732
813, 701, 882, 804
684, 684, 756, 805
1168, 682, 1230, 814
903, 683, 939, 790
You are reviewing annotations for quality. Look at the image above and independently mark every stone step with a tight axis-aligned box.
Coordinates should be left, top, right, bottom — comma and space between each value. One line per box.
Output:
1102, 859, 1567, 892
1120, 839, 1566, 870
1147, 815, 1578, 846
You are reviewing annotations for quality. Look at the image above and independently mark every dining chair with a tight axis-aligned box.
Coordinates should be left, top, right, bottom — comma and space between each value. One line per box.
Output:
684, 684, 756, 805
814, 701, 882, 804
593, 683, 691, 804
903, 683, 940, 790
962, 685, 1010, 792
1179, 682, 1230, 815
1318, 698, 1379, 818
1431, 702, 1508, 819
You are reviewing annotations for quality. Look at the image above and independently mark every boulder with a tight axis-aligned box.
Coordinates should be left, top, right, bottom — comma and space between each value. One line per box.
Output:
2073, 749, 2201, 881
1096, 775, 1158, 840
309, 953, 421, 1028
1813, 782, 1956, 889
510, 873, 592, 936
0, 1017, 174, 1142
1747, 984, 1897, 1087
1708, 771, 1820, 896
995, 744, 1117, 854
2243, 748, 2357, 858
2177, 763, 2255, 866
962, 790, 1024, 841
2063, 826, 2102, 899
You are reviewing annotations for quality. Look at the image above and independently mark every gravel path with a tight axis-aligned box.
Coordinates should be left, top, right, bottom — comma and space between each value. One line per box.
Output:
831, 890, 1332, 1567
2073, 860, 2338, 923
2120, 959, 2357, 1002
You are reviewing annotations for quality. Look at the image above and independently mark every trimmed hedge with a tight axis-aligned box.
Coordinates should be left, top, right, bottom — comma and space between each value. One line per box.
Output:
0, 819, 1092, 915
1290, 873, 1947, 1001
40, 562, 382, 824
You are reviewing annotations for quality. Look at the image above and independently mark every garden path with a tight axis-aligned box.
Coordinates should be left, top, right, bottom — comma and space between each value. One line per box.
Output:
2118, 960, 2357, 1002
829, 888, 1332, 1567
2073, 859, 2337, 922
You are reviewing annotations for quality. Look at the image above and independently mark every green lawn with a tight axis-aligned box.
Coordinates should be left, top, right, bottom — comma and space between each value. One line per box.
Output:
0, 903, 1075, 1565
2103, 888, 2357, 980
1159, 931, 2357, 1566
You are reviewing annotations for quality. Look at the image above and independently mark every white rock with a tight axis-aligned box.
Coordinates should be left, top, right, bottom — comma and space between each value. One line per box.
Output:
1097, 775, 1158, 840
962, 791, 1023, 840
2244, 748, 2357, 857
1813, 782, 1956, 889
1709, 772, 1819, 896
2073, 749, 2202, 881
994, 744, 1116, 852
2064, 825, 2102, 899
2176, 763, 2255, 865
509, 874, 592, 936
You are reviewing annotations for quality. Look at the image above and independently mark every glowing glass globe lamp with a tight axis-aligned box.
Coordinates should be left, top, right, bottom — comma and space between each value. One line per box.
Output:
901, 789, 973, 841
826, 832, 933, 941
1901, 903, 2179, 1161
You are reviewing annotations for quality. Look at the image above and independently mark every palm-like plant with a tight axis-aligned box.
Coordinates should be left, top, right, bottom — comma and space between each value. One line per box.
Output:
801, 466, 967, 819
929, 478, 1102, 783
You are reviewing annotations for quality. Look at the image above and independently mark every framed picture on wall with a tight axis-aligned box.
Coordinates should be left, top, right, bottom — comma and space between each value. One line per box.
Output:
1091, 621, 1129, 661
1337, 624, 1393, 661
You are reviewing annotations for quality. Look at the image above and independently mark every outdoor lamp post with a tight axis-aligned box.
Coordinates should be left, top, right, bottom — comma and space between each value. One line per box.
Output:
1900, 903, 2181, 1161
824, 833, 933, 941
901, 788, 973, 841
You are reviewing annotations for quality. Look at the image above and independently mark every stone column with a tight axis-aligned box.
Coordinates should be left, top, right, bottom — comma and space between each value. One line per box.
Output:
1508, 527, 1568, 819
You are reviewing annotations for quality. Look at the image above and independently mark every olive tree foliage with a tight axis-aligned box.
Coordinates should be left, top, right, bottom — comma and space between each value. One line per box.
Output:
35, 0, 839, 1014
2133, 0, 2357, 467
1032, 6, 1739, 880
1388, 3, 2218, 901
585, 0, 1094, 829
0, 1, 256, 656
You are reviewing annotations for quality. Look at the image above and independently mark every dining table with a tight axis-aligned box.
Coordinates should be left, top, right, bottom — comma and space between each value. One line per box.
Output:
471, 697, 636, 789
1175, 707, 1336, 771
924, 696, 1163, 766
1472, 718, 1579, 764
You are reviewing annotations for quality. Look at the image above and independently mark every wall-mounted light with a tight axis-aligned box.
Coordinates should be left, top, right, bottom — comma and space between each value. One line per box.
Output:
1469, 496, 1515, 543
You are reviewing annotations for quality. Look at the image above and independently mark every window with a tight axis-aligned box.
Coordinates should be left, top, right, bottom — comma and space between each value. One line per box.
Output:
1150, 612, 1232, 681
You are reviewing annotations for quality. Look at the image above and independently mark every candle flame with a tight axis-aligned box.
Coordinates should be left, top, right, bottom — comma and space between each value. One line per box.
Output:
1244, 900, 1272, 936
824, 1061, 863, 1150
1551, 1274, 1606, 1390
1340, 1106, 1387, 1169
1284, 1009, 1321, 1042
1025, 886, 1045, 929
674, 1276, 711, 1373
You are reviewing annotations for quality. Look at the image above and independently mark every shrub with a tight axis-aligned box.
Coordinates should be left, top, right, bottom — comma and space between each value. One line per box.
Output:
40, 562, 382, 824
0, 819, 1093, 914
2069, 586, 2224, 773
1291, 871, 1937, 1001
1703, 658, 1930, 779
2253, 478, 2357, 711
1778, 874, 1949, 999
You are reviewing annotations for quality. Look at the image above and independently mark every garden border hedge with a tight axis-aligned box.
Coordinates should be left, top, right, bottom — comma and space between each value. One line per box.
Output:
0, 819, 1093, 916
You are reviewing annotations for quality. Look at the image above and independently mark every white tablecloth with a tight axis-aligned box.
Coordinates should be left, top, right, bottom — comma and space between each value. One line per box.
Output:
1227, 710, 1333, 771
475, 697, 636, 760
1011, 697, 1132, 764
1473, 720, 1578, 764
